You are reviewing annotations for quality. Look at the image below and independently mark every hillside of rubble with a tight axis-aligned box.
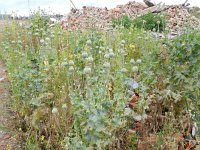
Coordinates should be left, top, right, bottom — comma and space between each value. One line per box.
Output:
60, 0, 200, 33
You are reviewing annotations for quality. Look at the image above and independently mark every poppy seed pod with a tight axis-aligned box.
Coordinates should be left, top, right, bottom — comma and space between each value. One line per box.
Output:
121, 68, 128, 73
86, 56, 94, 63
109, 52, 115, 58
82, 52, 88, 59
69, 66, 74, 72
86, 40, 92, 46
121, 40, 126, 44
136, 59, 142, 64
40, 39, 44, 44
68, 60, 74, 66
130, 59, 135, 65
131, 66, 138, 73
83, 66, 91, 74
104, 53, 110, 59
103, 62, 111, 68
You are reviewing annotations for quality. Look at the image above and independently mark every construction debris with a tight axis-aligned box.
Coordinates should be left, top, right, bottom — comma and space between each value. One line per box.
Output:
61, 1, 148, 30
143, 0, 155, 7
61, 1, 200, 32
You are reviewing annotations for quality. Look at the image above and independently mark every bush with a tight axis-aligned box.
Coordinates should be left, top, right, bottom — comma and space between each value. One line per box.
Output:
133, 12, 166, 32
112, 15, 133, 29
112, 13, 166, 32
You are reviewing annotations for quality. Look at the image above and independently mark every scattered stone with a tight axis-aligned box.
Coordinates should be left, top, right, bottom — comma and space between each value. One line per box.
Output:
165, 5, 200, 32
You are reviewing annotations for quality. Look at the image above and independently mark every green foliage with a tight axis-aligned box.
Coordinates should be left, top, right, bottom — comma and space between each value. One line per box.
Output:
133, 12, 166, 32
163, 30, 200, 115
112, 13, 166, 32
112, 15, 133, 28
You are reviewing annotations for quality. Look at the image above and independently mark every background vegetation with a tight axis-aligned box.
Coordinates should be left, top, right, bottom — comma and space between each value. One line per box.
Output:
112, 12, 166, 32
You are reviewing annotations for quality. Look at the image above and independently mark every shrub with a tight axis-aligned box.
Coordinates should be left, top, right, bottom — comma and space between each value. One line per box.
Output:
132, 12, 166, 32
112, 15, 133, 29
112, 13, 166, 32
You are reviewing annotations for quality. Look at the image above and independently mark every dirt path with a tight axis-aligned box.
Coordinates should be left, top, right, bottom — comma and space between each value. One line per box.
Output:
0, 61, 21, 150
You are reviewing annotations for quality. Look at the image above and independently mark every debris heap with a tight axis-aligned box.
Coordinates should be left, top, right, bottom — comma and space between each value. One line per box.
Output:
61, 1, 200, 32
61, 1, 147, 30
165, 5, 200, 32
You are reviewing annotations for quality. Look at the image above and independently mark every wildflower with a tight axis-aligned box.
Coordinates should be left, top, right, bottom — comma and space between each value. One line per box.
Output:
52, 107, 58, 114
83, 66, 91, 74
131, 66, 138, 73
157, 21, 161, 24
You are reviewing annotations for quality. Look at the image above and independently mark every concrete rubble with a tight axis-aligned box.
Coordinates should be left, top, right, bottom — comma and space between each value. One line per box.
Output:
165, 5, 200, 32
60, 1, 200, 32
61, 1, 147, 30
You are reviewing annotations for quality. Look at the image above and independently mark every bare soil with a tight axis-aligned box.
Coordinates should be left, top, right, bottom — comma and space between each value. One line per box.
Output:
0, 61, 21, 150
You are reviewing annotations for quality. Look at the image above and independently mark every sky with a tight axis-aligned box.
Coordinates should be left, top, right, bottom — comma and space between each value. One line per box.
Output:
0, 0, 200, 16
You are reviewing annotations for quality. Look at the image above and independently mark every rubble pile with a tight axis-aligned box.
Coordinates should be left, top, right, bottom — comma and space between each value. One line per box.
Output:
165, 5, 200, 32
61, 1, 147, 30
60, 1, 200, 31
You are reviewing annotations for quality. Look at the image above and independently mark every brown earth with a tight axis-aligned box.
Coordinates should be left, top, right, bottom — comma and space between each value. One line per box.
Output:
0, 61, 21, 150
